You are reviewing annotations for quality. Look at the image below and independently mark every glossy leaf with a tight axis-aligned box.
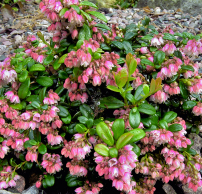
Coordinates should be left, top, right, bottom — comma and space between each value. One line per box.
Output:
75, 124, 87, 133
109, 147, 119, 158
18, 78, 30, 99
88, 11, 108, 23
163, 111, 177, 123
126, 128, 146, 143
168, 124, 183, 132
80, 104, 94, 118
179, 81, 188, 99
159, 120, 168, 129
38, 144, 47, 154
116, 133, 134, 150
43, 55, 54, 65
96, 122, 114, 146
29, 64, 45, 72
182, 101, 197, 110
57, 105, 70, 117
100, 96, 124, 109
112, 119, 125, 140
138, 103, 156, 115
94, 144, 109, 157
129, 107, 141, 128
36, 76, 53, 87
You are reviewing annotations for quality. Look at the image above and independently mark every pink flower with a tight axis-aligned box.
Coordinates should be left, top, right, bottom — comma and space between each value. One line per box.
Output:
92, 75, 101, 86
140, 47, 148, 54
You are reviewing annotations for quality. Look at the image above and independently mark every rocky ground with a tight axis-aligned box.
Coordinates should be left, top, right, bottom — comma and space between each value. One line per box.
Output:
0, 1, 202, 194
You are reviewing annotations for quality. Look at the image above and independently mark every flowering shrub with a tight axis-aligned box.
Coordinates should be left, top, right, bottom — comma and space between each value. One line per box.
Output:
1, 0, 202, 193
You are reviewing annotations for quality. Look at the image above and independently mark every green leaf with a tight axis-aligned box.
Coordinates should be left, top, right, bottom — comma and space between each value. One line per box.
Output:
10, 103, 23, 110
80, 104, 94, 118
126, 93, 136, 104
163, 111, 177, 123
129, 107, 141, 128
58, 70, 69, 79
131, 143, 141, 157
43, 55, 54, 65
75, 124, 87, 133
38, 144, 47, 154
53, 58, 61, 70
129, 58, 137, 76
24, 140, 32, 148
168, 123, 183, 132
163, 33, 178, 42
18, 78, 30, 99
186, 148, 197, 156
96, 122, 114, 146
94, 144, 109, 157
134, 85, 144, 101
122, 41, 133, 52
88, 11, 108, 23
159, 120, 168, 129
31, 101, 40, 109
26, 95, 40, 103
116, 133, 134, 150
126, 128, 146, 143
57, 105, 70, 117
58, 54, 68, 64
111, 41, 123, 50
181, 65, 195, 72
61, 114, 71, 124
141, 59, 154, 66
100, 96, 124, 109
174, 50, 182, 60
109, 147, 118, 158
124, 31, 137, 40
154, 51, 165, 65
179, 81, 188, 99
95, 23, 110, 31
80, 10, 92, 22
55, 85, 64, 95
46, 175, 55, 187
138, 103, 156, 115
59, 8, 68, 17
86, 118, 94, 128
36, 76, 53, 87
182, 101, 197, 110
78, 116, 88, 124
83, 24, 91, 41
29, 64, 45, 72
80, 1, 98, 8
0, 137, 4, 142
165, 74, 178, 84
39, 87, 47, 103
112, 119, 125, 140
70, 5, 80, 14
29, 139, 37, 145
107, 85, 121, 93
18, 70, 28, 82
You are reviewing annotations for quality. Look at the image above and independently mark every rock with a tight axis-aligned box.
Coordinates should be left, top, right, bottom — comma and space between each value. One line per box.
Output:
188, 133, 202, 155
0, 55, 6, 61
22, 185, 39, 194
175, 14, 182, 19
15, 175, 25, 193
0, 191, 19, 194
14, 35, 23, 45
182, 184, 202, 194
154, 7, 161, 14
7, 188, 20, 193
105, 16, 111, 21
108, 8, 113, 13
0, 45, 7, 55
163, 184, 177, 194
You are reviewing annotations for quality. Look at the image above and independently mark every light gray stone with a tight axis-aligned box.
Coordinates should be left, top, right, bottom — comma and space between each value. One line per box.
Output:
182, 184, 202, 194
22, 186, 39, 194
188, 133, 202, 155
163, 184, 177, 194
0, 190, 19, 194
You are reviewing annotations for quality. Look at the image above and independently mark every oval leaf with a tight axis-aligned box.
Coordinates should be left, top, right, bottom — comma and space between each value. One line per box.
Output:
94, 144, 109, 157
116, 133, 134, 150
138, 103, 156, 115
29, 64, 45, 72
96, 122, 114, 146
36, 76, 53, 87
112, 119, 125, 140
129, 107, 141, 128
168, 124, 182, 132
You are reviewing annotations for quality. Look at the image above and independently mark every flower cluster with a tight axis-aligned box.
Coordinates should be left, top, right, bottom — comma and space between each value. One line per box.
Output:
41, 153, 62, 174
95, 145, 138, 193
75, 181, 103, 194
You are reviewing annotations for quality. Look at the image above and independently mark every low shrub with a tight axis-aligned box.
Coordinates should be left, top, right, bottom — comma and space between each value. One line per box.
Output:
0, 0, 202, 193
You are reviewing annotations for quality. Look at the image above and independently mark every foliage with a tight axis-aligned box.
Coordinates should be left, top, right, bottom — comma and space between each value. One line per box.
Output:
0, 0, 202, 193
